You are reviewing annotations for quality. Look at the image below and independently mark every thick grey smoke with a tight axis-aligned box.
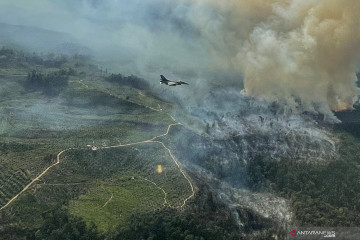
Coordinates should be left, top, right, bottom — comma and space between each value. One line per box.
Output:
187, 0, 360, 112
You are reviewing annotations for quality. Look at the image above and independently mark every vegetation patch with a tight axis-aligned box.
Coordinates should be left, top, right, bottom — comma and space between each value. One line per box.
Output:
0, 167, 31, 206
69, 176, 164, 232
0, 47, 194, 239
24, 69, 73, 96
105, 73, 150, 90
246, 131, 360, 227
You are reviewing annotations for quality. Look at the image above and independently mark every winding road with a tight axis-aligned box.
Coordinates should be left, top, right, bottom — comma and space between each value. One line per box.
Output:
0, 81, 195, 211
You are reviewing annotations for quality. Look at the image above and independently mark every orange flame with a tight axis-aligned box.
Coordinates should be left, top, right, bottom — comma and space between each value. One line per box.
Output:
334, 101, 351, 112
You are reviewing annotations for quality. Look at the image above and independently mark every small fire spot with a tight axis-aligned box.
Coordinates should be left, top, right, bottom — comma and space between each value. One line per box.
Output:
156, 165, 163, 173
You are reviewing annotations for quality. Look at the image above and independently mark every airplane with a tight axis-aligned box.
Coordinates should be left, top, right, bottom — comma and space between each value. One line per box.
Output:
160, 75, 189, 86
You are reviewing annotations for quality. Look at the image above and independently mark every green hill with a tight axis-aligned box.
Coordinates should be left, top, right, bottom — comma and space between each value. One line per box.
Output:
0, 48, 195, 238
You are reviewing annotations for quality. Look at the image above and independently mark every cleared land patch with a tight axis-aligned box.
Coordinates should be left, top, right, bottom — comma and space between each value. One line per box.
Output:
69, 176, 164, 232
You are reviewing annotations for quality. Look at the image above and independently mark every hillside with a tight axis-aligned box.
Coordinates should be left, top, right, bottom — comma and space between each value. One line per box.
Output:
0, 48, 192, 237
0, 22, 91, 55
1, 48, 360, 240
0, 48, 254, 240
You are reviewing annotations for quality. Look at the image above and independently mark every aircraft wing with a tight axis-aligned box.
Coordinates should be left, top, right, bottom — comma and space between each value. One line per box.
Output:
168, 81, 177, 86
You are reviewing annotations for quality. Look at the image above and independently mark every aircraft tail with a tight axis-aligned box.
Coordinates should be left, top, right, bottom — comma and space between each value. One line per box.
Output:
160, 75, 167, 81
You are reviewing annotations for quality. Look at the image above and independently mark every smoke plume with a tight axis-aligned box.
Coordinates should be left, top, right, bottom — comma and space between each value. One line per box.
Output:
188, 0, 360, 112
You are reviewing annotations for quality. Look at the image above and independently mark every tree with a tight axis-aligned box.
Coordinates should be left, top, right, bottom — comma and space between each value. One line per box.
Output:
33, 208, 103, 240
25, 69, 72, 96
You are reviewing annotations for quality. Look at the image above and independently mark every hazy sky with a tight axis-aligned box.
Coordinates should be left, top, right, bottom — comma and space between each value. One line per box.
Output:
0, 0, 213, 79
